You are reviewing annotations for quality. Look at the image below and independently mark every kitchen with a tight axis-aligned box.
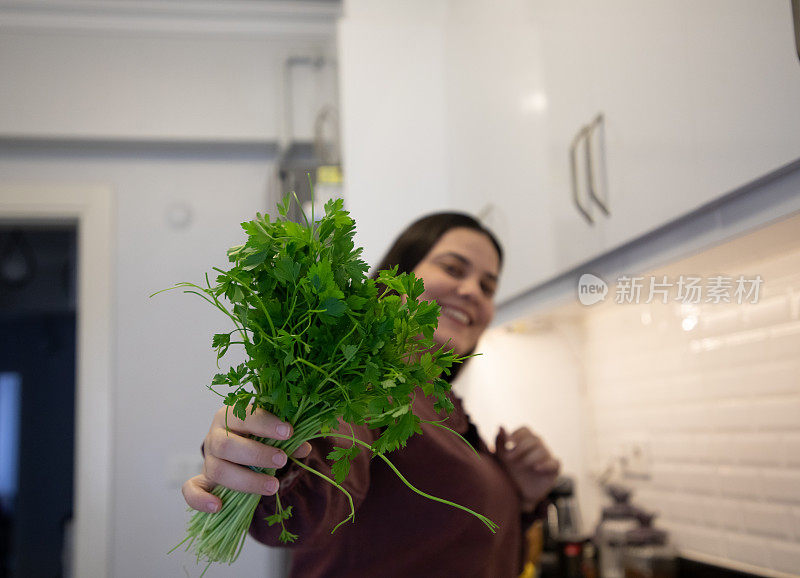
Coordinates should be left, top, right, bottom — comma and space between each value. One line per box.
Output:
1, 1, 799, 577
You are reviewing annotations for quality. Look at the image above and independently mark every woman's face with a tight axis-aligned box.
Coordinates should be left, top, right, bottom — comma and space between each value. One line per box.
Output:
411, 227, 500, 356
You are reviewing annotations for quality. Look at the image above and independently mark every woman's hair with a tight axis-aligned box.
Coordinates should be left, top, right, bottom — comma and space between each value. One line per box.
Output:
370, 212, 503, 280
370, 212, 503, 382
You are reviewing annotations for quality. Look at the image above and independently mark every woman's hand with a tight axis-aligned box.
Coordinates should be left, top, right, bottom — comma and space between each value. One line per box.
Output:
495, 426, 560, 512
182, 406, 312, 514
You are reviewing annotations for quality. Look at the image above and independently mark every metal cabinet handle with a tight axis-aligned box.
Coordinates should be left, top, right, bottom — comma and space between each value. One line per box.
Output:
585, 113, 610, 216
793, 0, 800, 64
570, 126, 594, 224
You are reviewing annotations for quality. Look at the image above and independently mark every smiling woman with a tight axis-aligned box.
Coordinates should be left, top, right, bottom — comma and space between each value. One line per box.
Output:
411, 227, 500, 356
372, 212, 503, 364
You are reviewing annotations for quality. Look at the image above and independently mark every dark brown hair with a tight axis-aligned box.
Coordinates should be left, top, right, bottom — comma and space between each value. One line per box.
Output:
370, 212, 503, 280
370, 212, 503, 382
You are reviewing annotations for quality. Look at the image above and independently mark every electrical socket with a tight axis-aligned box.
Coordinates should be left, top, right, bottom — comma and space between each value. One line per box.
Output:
619, 437, 652, 480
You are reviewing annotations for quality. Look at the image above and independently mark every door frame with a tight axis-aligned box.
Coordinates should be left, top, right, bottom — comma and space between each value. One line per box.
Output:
0, 184, 113, 578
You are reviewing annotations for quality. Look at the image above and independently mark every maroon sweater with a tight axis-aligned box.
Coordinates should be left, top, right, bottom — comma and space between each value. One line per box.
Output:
249, 391, 531, 577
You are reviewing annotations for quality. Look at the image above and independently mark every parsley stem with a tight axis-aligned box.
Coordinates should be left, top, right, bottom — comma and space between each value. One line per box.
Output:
288, 456, 355, 533
292, 357, 351, 402
313, 433, 498, 534
212, 267, 277, 337
418, 419, 480, 456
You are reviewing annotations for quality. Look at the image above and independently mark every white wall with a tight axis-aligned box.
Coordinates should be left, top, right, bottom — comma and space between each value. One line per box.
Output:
0, 2, 339, 576
0, 146, 287, 577
455, 322, 590, 523
0, 8, 338, 141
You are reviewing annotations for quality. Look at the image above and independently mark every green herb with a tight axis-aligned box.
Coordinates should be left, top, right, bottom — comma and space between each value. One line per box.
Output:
157, 194, 497, 571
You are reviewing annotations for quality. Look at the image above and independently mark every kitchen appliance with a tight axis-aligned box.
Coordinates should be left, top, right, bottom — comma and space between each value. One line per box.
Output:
622, 511, 677, 578
595, 484, 641, 578
539, 476, 596, 577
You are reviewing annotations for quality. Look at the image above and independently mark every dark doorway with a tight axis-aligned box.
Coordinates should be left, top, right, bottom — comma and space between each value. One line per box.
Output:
0, 225, 77, 578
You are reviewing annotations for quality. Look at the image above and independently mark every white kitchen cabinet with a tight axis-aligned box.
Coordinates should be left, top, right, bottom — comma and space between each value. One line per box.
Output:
532, 0, 608, 286
685, 0, 800, 205
339, 0, 800, 303
534, 0, 701, 267
524, 0, 800, 291
443, 0, 558, 302
587, 1, 700, 249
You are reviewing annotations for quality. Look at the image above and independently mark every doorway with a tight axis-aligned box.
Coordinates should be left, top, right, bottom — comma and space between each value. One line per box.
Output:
0, 185, 112, 578
0, 226, 77, 577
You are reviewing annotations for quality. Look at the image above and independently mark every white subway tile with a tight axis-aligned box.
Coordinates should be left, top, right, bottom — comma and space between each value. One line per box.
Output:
711, 498, 744, 531
723, 330, 771, 367
651, 464, 683, 491
742, 502, 793, 539
767, 327, 800, 363
700, 368, 753, 400
744, 296, 791, 328
693, 342, 732, 372
581, 252, 800, 575
709, 434, 736, 465
672, 403, 716, 432
769, 540, 800, 574
670, 433, 710, 464
646, 407, 676, 433
658, 494, 686, 523
688, 494, 719, 528
731, 433, 785, 466
675, 374, 708, 402
725, 533, 769, 567
761, 469, 800, 504
792, 507, 800, 541
691, 434, 716, 464
642, 377, 677, 405
752, 397, 800, 431
650, 434, 680, 462
662, 494, 709, 525
671, 524, 725, 558
749, 361, 800, 396
713, 400, 758, 432
785, 434, 800, 467
681, 465, 719, 495
699, 307, 742, 336
718, 466, 761, 499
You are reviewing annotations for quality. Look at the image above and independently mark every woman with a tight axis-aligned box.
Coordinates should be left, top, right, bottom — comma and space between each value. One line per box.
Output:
182, 213, 560, 577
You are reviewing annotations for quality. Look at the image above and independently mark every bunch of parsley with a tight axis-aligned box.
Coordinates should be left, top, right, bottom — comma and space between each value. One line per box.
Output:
160, 195, 497, 570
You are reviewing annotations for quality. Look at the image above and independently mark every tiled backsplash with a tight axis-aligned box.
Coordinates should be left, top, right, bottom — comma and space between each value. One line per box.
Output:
582, 215, 800, 576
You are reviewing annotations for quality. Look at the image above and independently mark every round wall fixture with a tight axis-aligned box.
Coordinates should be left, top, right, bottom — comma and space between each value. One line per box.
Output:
166, 202, 193, 230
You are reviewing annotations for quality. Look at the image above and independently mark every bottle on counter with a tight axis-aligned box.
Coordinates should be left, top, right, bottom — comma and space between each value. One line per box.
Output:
594, 484, 641, 578
539, 476, 594, 578
622, 511, 677, 578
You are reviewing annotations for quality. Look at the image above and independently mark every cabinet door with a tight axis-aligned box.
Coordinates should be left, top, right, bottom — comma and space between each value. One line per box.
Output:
685, 0, 800, 200
533, 0, 608, 279
444, 0, 559, 302
589, 0, 701, 250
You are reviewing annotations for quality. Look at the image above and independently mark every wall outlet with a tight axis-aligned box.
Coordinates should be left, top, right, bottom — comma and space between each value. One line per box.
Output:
619, 437, 652, 480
